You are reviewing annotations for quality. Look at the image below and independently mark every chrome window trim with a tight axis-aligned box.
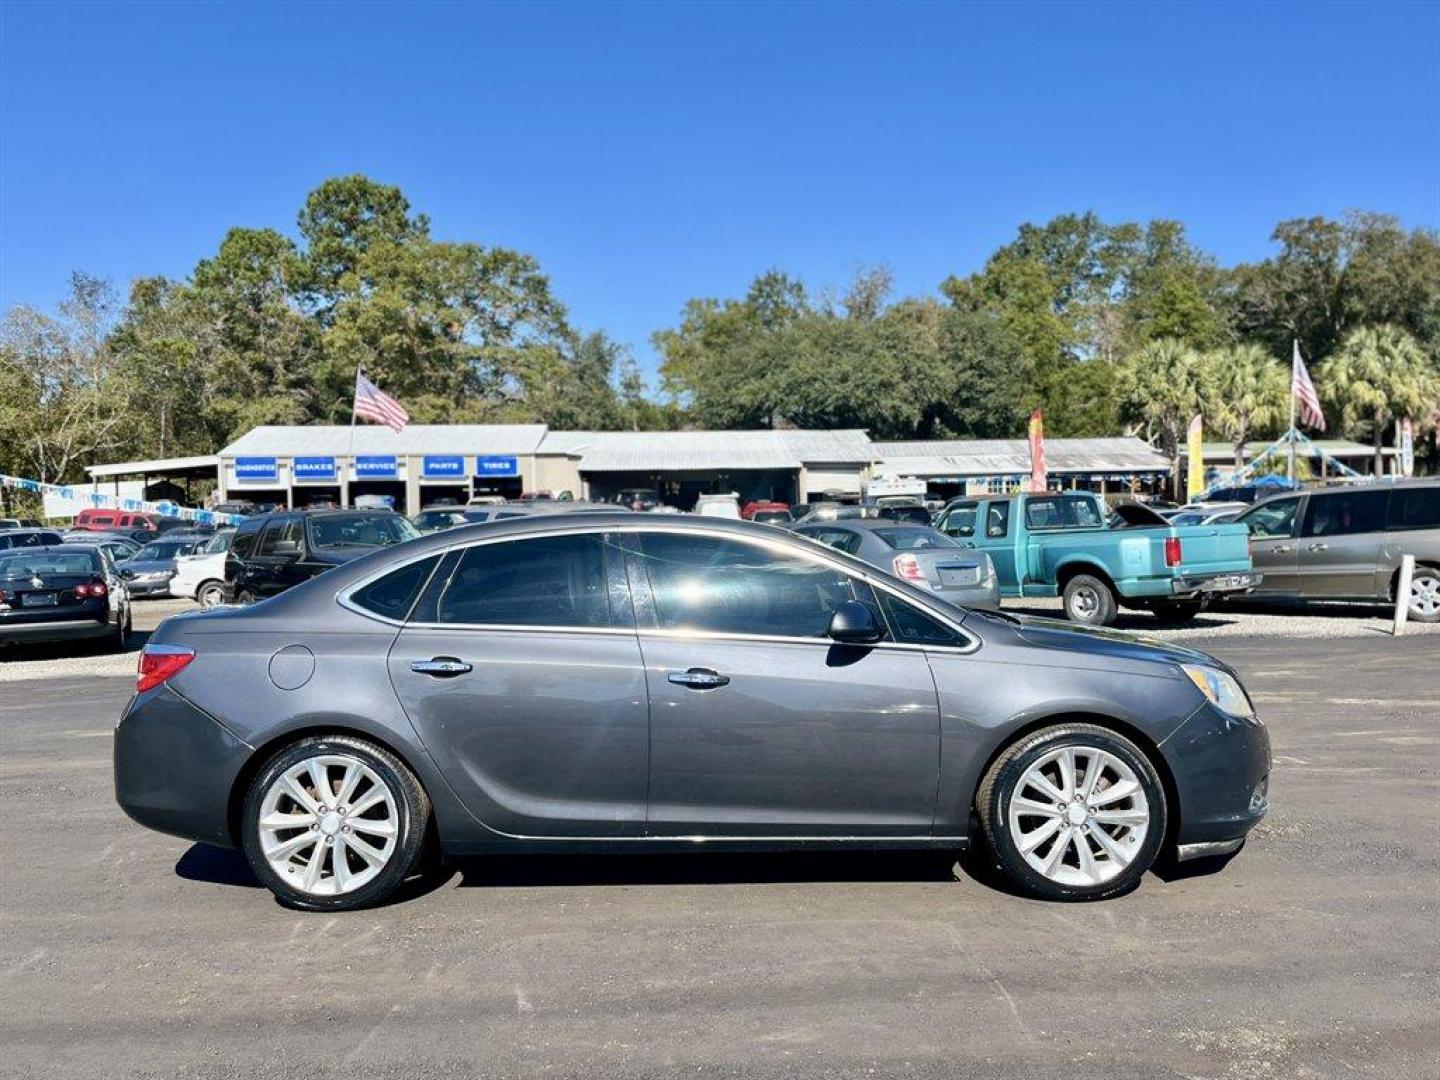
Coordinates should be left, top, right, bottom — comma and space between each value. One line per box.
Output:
335, 521, 980, 653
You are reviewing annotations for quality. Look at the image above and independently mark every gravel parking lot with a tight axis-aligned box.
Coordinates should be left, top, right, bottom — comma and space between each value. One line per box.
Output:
2, 622, 1437, 1078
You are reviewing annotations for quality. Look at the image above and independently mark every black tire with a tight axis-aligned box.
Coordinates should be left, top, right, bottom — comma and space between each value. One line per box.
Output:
976, 723, 1167, 901
240, 734, 431, 912
1404, 566, 1440, 624
1062, 573, 1117, 626
106, 607, 130, 654
197, 580, 227, 608
234, 589, 256, 605
1150, 599, 1203, 623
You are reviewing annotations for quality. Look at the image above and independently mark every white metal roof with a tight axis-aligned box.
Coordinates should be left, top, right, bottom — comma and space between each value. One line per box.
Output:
86, 455, 220, 478
538, 429, 875, 473
219, 424, 550, 458
875, 437, 1169, 477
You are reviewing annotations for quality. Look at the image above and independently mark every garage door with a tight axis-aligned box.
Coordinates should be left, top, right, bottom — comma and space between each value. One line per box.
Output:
804, 466, 863, 498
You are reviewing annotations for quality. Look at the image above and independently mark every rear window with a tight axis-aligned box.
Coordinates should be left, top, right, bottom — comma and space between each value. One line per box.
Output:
1388, 487, 1440, 530
1025, 497, 1103, 529
1302, 490, 1390, 537
871, 527, 959, 551
0, 551, 99, 578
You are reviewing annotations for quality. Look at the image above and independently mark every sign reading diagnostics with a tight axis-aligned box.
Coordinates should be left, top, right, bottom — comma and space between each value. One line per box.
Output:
233, 457, 278, 483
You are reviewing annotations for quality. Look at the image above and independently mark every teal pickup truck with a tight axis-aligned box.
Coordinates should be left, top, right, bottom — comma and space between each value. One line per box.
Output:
933, 492, 1260, 625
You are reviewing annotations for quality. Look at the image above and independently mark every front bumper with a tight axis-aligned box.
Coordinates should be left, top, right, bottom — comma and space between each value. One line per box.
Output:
114, 685, 253, 847
124, 578, 173, 597
1172, 572, 1262, 597
1161, 701, 1271, 849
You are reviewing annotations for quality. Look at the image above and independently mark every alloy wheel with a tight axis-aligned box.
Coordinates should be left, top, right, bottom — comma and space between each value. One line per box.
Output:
1006, 745, 1151, 887
198, 582, 226, 608
1409, 575, 1439, 618
256, 754, 399, 897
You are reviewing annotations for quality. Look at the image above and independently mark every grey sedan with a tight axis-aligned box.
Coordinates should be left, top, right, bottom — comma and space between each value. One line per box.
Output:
794, 520, 1000, 610
115, 514, 1270, 911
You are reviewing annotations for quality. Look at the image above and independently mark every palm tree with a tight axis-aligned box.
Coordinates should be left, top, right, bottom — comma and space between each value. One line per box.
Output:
1320, 326, 1440, 476
1116, 338, 1209, 498
1205, 344, 1290, 470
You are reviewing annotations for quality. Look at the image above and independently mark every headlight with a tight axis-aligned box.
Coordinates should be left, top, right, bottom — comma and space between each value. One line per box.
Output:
1181, 663, 1254, 718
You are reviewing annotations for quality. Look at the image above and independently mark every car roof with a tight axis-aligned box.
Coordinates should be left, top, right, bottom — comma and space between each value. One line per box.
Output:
0, 543, 99, 556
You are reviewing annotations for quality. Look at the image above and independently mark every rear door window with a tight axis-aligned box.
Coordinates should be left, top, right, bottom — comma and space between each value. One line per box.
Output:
1302, 490, 1390, 537
438, 534, 613, 628
1388, 487, 1440, 530
1240, 497, 1300, 540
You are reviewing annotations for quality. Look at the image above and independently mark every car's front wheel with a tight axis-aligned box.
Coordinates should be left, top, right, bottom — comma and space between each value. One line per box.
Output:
197, 580, 227, 608
977, 723, 1167, 901
240, 735, 431, 911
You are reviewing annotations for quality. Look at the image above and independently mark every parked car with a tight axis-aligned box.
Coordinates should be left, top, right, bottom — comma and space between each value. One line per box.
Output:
115, 513, 1270, 911
793, 505, 881, 525
695, 493, 742, 519
73, 509, 158, 534
411, 507, 473, 534
0, 544, 131, 651
169, 528, 237, 608
226, 509, 420, 603
869, 500, 934, 525
615, 488, 662, 512
62, 531, 143, 564
741, 500, 791, 522
0, 528, 65, 550
117, 536, 204, 598
0, 517, 44, 529
794, 520, 999, 610
213, 500, 259, 517
1230, 480, 1440, 622
934, 492, 1259, 625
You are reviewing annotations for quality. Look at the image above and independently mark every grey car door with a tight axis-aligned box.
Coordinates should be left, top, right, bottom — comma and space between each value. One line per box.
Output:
1238, 496, 1303, 596
1297, 489, 1391, 599
387, 532, 650, 838
625, 529, 941, 837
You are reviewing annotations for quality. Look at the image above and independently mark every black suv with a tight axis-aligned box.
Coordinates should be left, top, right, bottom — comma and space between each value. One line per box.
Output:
226, 509, 419, 603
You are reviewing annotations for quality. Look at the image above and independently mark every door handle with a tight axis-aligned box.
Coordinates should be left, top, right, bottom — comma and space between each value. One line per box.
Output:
1307, 543, 1328, 552
411, 657, 472, 677
667, 667, 730, 690
1272, 545, 1292, 554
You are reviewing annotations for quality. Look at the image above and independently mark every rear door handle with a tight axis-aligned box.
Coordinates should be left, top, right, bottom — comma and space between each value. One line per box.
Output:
1307, 543, 1328, 552
1272, 545, 1292, 554
411, 657, 472, 677
667, 667, 730, 690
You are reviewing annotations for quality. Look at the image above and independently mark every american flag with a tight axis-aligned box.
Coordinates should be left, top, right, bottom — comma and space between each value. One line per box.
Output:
353, 369, 409, 433
1291, 340, 1325, 432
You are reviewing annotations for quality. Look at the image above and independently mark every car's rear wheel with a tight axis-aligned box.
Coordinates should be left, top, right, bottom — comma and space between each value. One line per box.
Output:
977, 723, 1167, 901
1406, 567, 1440, 623
1062, 574, 1117, 626
241, 735, 430, 911
234, 588, 256, 605
197, 580, 227, 608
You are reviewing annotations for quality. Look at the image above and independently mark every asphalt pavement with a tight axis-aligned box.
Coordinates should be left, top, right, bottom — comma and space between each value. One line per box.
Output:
1, 633, 1437, 1079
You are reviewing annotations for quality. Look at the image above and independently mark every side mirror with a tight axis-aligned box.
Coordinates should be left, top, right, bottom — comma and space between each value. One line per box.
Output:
827, 600, 884, 645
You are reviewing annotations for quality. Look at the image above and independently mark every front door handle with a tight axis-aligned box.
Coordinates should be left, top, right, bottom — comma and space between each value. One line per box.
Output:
411, 657, 472, 677
1307, 543, 1328, 552
1272, 545, 1292, 554
667, 667, 730, 690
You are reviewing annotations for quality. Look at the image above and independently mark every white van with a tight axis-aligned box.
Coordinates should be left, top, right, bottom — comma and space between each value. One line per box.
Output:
695, 493, 741, 519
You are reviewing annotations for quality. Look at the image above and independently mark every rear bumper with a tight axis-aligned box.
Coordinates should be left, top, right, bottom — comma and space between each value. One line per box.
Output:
934, 583, 1001, 610
1161, 702, 1271, 848
1171, 571, 1261, 597
0, 617, 111, 644
114, 685, 253, 847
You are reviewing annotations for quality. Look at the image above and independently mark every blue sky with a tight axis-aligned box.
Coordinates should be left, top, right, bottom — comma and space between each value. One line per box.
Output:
2, 1, 1437, 382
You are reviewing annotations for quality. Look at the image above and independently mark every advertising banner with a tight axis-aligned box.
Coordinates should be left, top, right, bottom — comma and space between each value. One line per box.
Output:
1027, 409, 1046, 493
293, 456, 337, 482
354, 455, 399, 479
1187, 414, 1205, 500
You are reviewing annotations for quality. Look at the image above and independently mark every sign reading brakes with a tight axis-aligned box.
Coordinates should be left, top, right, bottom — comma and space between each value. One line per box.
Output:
421, 455, 466, 479
234, 457, 278, 482
474, 455, 519, 477
293, 456, 337, 481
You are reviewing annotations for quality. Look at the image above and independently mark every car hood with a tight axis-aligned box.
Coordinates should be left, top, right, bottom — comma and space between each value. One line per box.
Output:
1000, 613, 1228, 672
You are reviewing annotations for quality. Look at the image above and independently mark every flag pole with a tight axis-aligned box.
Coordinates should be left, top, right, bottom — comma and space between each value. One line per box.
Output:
1296, 338, 1307, 480
346, 364, 361, 503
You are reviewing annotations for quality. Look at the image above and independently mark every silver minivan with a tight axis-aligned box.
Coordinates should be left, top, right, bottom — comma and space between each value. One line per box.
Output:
1235, 480, 1440, 621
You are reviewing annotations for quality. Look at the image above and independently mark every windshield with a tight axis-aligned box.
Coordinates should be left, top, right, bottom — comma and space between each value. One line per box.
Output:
198, 531, 234, 555
135, 541, 192, 560
307, 513, 419, 550
871, 527, 960, 551
0, 552, 98, 579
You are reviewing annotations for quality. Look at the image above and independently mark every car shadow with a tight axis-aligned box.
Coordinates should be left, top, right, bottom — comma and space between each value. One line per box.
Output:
1001, 603, 1234, 631
0, 626, 152, 662
451, 849, 963, 889
1152, 849, 1240, 883
175, 843, 262, 888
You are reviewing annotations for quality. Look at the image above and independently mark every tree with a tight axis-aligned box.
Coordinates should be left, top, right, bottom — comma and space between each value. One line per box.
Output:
1115, 338, 1210, 497
1319, 325, 1440, 475
1205, 344, 1290, 468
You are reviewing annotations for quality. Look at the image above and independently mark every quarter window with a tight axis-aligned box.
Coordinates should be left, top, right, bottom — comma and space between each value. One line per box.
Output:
1387, 487, 1440, 530
438, 534, 612, 627
350, 556, 440, 621
1241, 498, 1300, 540
1302, 490, 1389, 537
635, 532, 859, 639
877, 591, 967, 647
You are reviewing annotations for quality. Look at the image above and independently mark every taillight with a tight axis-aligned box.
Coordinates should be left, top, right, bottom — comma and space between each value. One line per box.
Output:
1164, 536, 1183, 567
137, 645, 195, 693
892, 553, 928, 583
74, 580, 108, 598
